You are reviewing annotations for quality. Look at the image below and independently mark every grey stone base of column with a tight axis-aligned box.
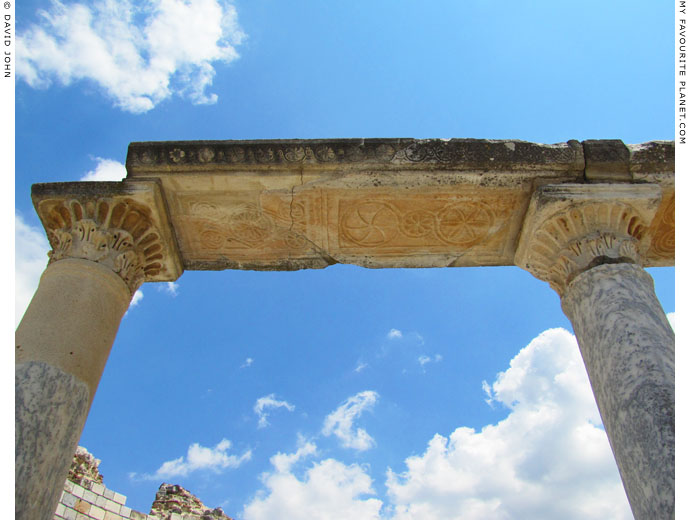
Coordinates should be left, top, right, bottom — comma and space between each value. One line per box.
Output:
16, 361, 90, 520
562, 263, 674, 520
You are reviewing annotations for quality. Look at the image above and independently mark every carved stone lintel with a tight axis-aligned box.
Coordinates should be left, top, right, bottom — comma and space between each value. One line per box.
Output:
514, 184, 662, 295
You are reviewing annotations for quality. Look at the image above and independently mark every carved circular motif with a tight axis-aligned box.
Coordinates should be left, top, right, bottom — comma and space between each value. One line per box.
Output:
169, 148, 186, 163
436, 203, 493, 246
401, 210, 435, 238
228, 208, 273, 245
284, 232, 308, 249
283, 146, 306, 162
314, 145, 336, 162
254, 148, 275, 163
403, 143, 428, 162
225, 147, 245, 163
341, 202, 399, 247
200, 228, 225, 249
198, 147, 215, 163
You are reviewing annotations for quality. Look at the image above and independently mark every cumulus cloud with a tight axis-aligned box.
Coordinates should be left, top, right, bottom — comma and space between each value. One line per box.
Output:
241, 357, 254, 369
387, 329, 403, 339
254, 394, 295, 428
243, 442, 382, 520
159, 281, 179, 296
386, 328, 633, 520
322, 391, 378, 451
418, 354, 442, 368
79, 157, 127, 181
242, 328, 634, 519
355, 362, 368, 373
268, 436, 318, 474
18, 0, 246, 113
133, 438, 251, 480
15, 214, 50, 326
130, 289, 144, 307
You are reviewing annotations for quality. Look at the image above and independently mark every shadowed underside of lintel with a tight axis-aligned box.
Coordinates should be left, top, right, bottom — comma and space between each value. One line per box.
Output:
31, 138, 675, 278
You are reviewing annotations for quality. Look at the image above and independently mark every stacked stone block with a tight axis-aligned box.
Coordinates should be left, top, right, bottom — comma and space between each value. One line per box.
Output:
53, 478, 140, 520
54, 447, 232, 520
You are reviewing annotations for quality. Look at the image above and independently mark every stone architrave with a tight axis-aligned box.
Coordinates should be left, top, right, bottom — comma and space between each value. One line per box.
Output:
515, 183, 674, 520
15, 181, 182, 520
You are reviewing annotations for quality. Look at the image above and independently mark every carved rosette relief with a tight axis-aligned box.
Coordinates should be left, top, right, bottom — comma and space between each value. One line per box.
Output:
649, 196, 674, 258
185, 197, 313, 254
40, 199, 165, 294
339, 198, 512, 250
518, 202, 649, 296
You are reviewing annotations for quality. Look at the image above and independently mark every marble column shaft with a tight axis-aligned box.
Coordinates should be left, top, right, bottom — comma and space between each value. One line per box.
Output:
15, 259, 133, 520
561, 263, 674, 520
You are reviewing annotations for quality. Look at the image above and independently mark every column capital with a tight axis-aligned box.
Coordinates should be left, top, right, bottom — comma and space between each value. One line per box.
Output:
31, 180, 183, 294
514, 183, 662, 296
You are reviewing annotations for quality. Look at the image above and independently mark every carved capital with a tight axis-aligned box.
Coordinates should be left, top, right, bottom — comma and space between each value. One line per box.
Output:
514, 184, 662, 296
32, 181, 183, 295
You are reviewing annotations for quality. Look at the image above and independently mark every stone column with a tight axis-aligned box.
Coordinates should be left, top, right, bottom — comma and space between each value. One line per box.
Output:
515, 184, 674, 520
16, 182, 182, 520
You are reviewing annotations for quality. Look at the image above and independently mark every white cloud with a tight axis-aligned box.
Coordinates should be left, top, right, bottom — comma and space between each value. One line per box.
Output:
79, 157, 126, 181
386, 328, 633, 520
322, 391, 378, 451
254, 394, 295, 428
15, 214, 50, 326
18, 0, 246, 113
134, 438, 251, 480
243, 442, 382, 520
130, 290, 144, 306
269, 436, 318, 474
666, 312, 675, 332
355, 362, 368, 373
156, 282, 180, 298
241, 328, 634, 519
241, 357, 254, 369
387, 329, 403, 339
418, 354, 442, 367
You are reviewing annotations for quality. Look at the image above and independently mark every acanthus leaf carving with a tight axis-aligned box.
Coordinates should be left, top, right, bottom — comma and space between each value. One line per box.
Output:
42, 199, 164, 294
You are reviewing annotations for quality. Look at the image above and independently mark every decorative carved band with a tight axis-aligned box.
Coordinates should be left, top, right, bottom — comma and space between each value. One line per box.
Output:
41, 198, 165, 293
126, 139, 582, 170
519, 202, 648, 295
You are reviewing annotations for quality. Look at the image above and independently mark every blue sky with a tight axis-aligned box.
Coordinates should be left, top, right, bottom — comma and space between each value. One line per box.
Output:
13, 1, 677, 519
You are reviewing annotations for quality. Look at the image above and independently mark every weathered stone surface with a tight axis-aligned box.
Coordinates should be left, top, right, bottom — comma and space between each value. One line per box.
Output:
16, 362, 90, 520
17, 259, 134, 520
28, 139, 673, 272
582, 139, 632, 182
149, 484, 233, 520
561, 264, 674, 520
68, 446, 105, 487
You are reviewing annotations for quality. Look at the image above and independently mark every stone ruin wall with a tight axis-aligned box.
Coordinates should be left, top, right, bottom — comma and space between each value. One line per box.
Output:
54, 447, 232, 520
